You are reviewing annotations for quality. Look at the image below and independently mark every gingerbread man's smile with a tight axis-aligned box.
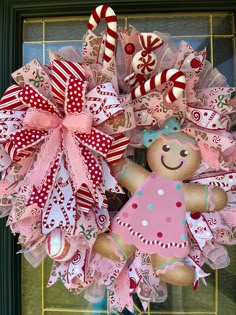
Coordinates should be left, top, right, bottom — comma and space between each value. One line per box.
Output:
161, 156, 184, 170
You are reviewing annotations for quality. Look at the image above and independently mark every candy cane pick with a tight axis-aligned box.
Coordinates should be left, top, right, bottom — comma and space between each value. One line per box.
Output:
130, 69, 186, 104
87, 4, 118, 64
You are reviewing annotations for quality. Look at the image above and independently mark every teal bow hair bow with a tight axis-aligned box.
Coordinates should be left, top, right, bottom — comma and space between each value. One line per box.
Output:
141, 118, 182, 147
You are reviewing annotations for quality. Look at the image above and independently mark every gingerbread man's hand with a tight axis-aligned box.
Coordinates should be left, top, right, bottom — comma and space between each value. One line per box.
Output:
183, 183, 228, 212
111, 157, 150, 193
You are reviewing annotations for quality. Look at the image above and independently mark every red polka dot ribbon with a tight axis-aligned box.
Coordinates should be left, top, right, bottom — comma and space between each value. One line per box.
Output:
1, 64, 129, 212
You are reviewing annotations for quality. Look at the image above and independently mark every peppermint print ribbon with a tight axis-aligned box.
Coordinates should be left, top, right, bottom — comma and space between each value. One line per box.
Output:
17, 79, 112, 206
186, 105, 231, 131
1, 60, 129, 213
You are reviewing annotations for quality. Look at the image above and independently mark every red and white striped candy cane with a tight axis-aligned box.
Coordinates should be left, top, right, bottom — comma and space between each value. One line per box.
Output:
130, 69, 186, 104
87, 4, 117, 64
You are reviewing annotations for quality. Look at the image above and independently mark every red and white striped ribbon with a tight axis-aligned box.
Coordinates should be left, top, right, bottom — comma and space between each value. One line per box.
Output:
130, 69, 186, 104
51, 60, 85, 109
87, 4, 117, 64
0, 84, 28, 111
106, 133, 130, 165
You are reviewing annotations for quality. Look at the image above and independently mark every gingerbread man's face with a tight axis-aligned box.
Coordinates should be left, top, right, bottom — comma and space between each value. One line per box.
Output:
146, 131, 201, 181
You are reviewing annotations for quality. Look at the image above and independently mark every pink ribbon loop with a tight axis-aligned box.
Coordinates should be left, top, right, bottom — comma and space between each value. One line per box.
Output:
25, 127, 62, 188
62, 130, 96, 193
24, 109, 62, 130
62, 112, 93, 133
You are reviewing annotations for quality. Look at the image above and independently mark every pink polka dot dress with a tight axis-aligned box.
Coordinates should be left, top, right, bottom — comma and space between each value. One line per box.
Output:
112, 172, 189, 257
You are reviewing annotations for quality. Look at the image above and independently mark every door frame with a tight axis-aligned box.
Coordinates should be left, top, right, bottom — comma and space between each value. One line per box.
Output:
0, 1, 235, 314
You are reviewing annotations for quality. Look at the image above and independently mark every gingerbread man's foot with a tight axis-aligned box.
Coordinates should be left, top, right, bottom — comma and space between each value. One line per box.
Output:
151, 254, 194, 286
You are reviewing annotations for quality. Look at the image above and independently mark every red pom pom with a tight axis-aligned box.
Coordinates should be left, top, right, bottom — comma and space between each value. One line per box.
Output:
190, 57, 201, 69
125, 43, 135, 55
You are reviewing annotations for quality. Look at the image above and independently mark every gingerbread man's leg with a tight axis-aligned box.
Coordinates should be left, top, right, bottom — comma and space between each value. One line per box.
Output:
93, 158, 145, 262
151, 253, 194, 286
93, 232, 136, 262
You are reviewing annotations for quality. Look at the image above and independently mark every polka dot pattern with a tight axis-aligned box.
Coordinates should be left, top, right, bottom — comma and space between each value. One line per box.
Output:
27, 156, 60, 209
80, 144, 103, 188
112, 173, 189, 257
4, 61, 131, 236
18, 85, 58, 115
148, 203, 154, 210
142, 220, 148, 226
0, 84, 28, 112
77, 128, 113, 157
65, 77, 86, 114
11, 77, 126, 219
175, 184, 181, 190
51, 60, 85, 110
122, 212, 129, 218
10, 129, 48, 151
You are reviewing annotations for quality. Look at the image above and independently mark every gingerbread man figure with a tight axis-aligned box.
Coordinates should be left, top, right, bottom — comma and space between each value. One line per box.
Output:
93, 119, 227, 286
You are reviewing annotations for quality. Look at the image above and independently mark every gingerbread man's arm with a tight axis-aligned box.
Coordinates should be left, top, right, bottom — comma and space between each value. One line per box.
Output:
111, 157, 150, 194
183, 183, 227, 212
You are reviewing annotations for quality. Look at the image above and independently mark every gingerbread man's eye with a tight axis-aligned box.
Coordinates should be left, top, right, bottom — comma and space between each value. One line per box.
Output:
180, 150, 188, 157
162, 144, 170, 152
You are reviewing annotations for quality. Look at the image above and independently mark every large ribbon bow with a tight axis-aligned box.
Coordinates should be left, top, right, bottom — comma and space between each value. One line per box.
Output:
2, 65, 129, 213
20, 78, 112, 202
